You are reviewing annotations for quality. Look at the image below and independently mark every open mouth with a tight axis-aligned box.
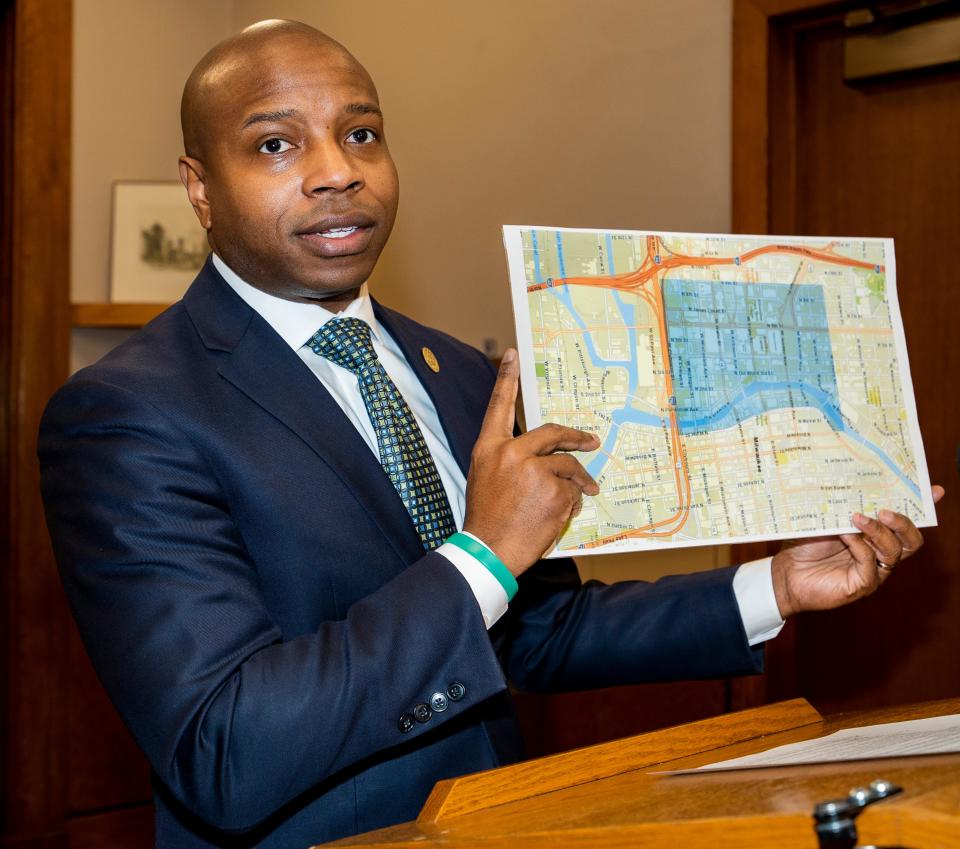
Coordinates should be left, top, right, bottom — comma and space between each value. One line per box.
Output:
296, 217, 376, 257
318, 226, 360, 239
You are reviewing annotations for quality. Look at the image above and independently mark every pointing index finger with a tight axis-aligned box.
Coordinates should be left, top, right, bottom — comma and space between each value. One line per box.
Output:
479, 348, 519, 440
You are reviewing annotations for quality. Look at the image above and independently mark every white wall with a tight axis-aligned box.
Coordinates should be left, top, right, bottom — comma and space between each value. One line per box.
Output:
71, 0, 733, 577
72, 0, 232, 303
73, 0, 732, 336
231, 0, 733, 355
71, 0, 233, 371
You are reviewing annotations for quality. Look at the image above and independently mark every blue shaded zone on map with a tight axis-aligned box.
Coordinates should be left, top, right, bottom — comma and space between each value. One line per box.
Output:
664, 279, 840, 434
533, 233, 919, 498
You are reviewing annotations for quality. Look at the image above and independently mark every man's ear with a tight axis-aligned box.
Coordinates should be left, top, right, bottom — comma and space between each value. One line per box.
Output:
178, 156, 212, 230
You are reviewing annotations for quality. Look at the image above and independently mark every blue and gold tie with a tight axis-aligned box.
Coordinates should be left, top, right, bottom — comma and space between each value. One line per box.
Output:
308, 317, 456, 551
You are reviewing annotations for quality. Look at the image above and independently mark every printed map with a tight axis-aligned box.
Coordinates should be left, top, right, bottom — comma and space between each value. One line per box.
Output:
504, 226, 936, 555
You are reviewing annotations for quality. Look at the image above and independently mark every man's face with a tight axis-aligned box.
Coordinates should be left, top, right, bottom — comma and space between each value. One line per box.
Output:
180, 37, 399, 307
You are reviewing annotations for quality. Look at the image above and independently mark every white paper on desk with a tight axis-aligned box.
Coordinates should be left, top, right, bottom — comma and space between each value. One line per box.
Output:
660, 714, 960, 774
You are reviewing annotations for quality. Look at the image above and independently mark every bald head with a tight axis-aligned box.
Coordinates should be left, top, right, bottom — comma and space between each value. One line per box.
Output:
181, 20, 371, 159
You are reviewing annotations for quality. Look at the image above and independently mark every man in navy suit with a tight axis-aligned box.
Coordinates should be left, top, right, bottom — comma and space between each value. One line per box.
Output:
39, 19, 940, 849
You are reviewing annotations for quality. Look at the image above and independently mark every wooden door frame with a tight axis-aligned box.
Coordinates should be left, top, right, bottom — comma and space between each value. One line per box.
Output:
732, 0, 845, 232
2, 0, 72, 846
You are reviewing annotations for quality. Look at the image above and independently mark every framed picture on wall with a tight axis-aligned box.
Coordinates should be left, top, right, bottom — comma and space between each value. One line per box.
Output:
109, 181, 208, 303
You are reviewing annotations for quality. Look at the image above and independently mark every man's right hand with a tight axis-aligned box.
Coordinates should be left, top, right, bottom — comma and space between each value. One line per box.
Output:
463, 348, 600, 576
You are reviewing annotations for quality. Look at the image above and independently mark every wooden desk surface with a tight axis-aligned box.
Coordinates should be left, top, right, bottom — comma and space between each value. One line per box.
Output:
318, 698, 960, 849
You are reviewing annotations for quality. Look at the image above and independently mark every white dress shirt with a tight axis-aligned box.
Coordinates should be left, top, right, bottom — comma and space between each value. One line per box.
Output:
212, 253, 784, 644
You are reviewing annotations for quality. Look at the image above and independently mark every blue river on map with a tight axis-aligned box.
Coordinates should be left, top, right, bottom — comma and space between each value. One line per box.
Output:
531, 234, 920, 498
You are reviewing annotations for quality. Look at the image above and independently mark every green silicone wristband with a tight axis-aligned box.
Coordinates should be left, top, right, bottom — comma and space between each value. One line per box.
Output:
447, 532, 518, 602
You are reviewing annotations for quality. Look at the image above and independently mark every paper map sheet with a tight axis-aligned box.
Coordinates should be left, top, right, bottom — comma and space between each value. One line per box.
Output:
504, 226, 936, 556
661, 713, 960, 774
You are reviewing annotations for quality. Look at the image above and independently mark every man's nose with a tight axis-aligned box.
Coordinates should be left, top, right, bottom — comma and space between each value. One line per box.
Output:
301, 140, 363, 194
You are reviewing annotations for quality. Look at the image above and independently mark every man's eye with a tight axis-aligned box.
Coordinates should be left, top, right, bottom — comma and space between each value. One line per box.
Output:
259, 138, 293, 154
347, 128, 377, 144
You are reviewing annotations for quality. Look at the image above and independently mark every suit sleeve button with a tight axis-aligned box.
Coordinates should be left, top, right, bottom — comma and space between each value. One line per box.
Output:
430, 692, 448, 712
413, 703, 432, 723
446, 682, 465, 701
398, 713, 415, 733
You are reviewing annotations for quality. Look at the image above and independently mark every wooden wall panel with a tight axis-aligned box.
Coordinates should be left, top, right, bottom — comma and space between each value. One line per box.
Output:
732, 0, 771, 234
67, 807, 153, 849
515, 681, 728, 759
2, 0, 72, 846
732, 0, 960, 715
789, 21, 960, 713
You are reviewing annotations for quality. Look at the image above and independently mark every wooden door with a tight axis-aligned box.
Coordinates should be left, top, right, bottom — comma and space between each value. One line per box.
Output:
2, 1, 154, 846
2, 1, 72, 846
733, 0, 960, 714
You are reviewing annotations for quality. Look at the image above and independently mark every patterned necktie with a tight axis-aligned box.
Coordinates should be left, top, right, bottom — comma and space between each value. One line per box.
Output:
308, 317, 457, 551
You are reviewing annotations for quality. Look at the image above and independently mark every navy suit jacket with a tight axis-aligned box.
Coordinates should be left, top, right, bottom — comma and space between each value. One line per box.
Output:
39, 259, 762, 848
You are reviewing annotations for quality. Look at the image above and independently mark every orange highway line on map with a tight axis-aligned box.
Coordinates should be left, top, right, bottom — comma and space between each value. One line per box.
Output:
576, 253, 692, 547
630, 238, 692, 538
620, 276, 691, 538
526, 242, 884, 294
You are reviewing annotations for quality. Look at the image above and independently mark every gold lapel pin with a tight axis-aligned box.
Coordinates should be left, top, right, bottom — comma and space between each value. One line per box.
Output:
422, 347, 440, 373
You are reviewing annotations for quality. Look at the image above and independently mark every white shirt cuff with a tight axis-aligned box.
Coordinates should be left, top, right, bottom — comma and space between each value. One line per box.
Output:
732, 556, 786, 646
435, 533, 509, 629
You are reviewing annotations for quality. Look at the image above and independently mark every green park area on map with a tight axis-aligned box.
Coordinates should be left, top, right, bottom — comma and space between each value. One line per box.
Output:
504, 226, 935, 556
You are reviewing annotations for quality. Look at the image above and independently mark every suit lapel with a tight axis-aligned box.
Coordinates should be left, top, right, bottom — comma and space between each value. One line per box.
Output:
184, 262, 426, 565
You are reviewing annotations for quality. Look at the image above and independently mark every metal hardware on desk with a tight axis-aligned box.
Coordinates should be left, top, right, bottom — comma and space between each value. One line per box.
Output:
813, 778, 903, 849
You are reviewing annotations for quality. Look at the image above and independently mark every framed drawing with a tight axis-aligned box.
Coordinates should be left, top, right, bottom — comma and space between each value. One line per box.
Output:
109, 181, 208, 303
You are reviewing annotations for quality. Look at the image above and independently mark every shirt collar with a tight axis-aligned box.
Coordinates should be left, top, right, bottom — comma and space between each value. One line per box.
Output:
212, 253, 383, 351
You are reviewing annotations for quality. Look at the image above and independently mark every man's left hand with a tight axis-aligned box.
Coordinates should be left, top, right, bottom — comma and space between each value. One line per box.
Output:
771, 486, 945, 618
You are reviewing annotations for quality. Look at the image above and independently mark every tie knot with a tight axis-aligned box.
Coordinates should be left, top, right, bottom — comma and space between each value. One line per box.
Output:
308, 317, 378, 374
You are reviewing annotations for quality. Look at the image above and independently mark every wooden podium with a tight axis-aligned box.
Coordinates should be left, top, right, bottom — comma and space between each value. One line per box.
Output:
316, 698, 960, 848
